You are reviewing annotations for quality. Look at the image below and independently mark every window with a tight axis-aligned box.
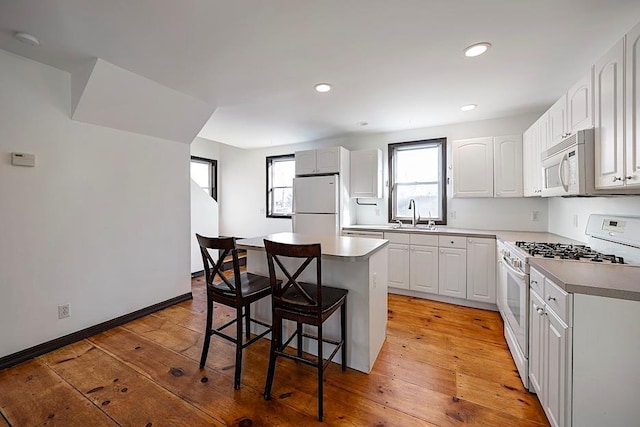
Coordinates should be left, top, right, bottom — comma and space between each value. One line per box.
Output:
388, 138, 447, 224
266, 154, 295, 218
191, 156, 217, 201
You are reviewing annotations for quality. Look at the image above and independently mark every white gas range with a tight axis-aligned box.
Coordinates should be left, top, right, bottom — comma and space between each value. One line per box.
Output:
496, 214, 640, 390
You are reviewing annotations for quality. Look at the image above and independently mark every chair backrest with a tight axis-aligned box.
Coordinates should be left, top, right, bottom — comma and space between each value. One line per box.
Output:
196, 234, 242, 299
263, 239, 322, 316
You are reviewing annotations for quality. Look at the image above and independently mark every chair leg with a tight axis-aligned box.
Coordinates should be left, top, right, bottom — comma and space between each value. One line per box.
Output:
341, 301, 347, 371
245, 304, 251, 340
264, 316, 280, 400
199, 299, 213, 368
234, 306, 243, 389
317, 322, 324, 422
296, 321, 303, 358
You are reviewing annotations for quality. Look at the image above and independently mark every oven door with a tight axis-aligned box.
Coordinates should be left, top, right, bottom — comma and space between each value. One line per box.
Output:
501, 259, 529, 356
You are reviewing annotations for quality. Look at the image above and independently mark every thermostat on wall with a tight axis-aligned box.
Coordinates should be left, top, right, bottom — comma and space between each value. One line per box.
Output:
11, 152, 35, 167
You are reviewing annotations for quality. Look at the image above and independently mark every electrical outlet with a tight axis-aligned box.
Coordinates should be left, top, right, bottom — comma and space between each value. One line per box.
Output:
450, 211, 456, 219
531, 211, 540, 221
58, 304, 70, 319
573, 215, 579, 228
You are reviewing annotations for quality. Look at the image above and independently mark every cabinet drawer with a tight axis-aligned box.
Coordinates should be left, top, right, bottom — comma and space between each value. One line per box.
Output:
343, 231, 384, 238
410, 234, 438, 246
383, 232, 410, 244
530, 267, 545, 297
438, 235, 466, 249
544, 278, 572, 325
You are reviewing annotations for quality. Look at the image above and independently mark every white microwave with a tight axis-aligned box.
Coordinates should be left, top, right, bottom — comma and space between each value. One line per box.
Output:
541, 128, 595, 197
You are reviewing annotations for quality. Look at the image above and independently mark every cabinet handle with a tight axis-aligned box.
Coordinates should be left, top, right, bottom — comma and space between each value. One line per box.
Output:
625, 176, 633, 181
531, 280, 538, 285
450, 241, 454, 244
612, 176, 623, 182
547, 295, 556, 302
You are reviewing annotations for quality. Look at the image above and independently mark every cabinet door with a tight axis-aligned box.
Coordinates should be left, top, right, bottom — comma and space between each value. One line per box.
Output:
544, 309, 572, 427
295, 149, 317, 175
452, 137, 494, 197
350, 149, 382, 197
522, 126, 535, 197
548, 96, 568, 145
316, 147, 341, 174
567, 69, 594, 134
529, 290, 545, 396
388, 243, 410, 289
538, 113, 551, 151
438, 248, 466, 298
626, 22, 640, 187
410, 245, 438, 293
493, 135, 523, 198
594, 38, 625, 189
466, 238, 496, 303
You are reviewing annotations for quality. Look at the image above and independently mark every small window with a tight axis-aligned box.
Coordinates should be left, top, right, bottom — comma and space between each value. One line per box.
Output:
191, 156, 217, 201
388, 138, 447, 224
266, 154, 295, 218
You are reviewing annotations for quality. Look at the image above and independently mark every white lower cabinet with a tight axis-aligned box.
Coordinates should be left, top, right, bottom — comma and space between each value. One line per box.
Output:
383, 232, 497, 306
410, 244, 438, 293
529, 268, 572, 427
438, 247, 466, 298
388, 243, 410, 289
466, 237, 496, 303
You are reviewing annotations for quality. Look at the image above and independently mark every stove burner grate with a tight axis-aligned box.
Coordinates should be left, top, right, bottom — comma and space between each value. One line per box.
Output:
514, 241, 625, 264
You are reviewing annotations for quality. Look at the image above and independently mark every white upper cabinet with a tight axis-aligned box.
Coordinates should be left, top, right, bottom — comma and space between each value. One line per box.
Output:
452, 137, 494, 197
295, 146, 342, 175
626, 21, 640, 187
548, 96, 568, 145
350, 149, 383, 198
452, 136, 522, 198
567, 69, 594, 134
594, 38, 625, 189
493, 135, 523, 198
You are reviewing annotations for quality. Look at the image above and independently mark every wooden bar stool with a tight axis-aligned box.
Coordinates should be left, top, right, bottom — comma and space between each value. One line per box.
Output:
262, 239, 348, 422
196, 234, 272, 389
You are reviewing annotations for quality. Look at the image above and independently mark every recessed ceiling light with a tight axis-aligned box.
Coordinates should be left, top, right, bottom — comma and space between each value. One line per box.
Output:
461, 104, 477, 111
464, 42, 491, 57
357, 121, 368, 127
314, 83, 332, 93
14, 31, 40, 46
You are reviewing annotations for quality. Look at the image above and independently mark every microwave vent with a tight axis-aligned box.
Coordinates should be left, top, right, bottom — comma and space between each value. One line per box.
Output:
541, 128, 593, 159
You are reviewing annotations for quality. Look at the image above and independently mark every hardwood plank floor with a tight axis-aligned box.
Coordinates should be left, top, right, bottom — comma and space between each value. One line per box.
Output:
0, 275, 548, 426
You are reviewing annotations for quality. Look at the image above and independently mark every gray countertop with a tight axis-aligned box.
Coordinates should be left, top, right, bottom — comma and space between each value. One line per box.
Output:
529, 258, 640, 302
342, 225, 585, 245
237, 232, 389, 261
344, 224, 639, 301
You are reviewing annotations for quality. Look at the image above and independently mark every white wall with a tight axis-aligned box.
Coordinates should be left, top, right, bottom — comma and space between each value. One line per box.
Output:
0, 50, 191, 358
190, 137, 220, 273
548, 196, 640, 242
214, 112, 550, 235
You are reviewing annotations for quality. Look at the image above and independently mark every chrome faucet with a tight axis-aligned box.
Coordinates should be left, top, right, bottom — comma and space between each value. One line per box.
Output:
407, 199, 419, 227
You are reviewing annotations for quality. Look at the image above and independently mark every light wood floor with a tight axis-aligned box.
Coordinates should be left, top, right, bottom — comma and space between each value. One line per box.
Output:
0, 276, 548, 426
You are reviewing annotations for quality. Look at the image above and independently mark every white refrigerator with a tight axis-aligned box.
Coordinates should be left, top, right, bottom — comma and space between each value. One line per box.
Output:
292, 175, 340, 235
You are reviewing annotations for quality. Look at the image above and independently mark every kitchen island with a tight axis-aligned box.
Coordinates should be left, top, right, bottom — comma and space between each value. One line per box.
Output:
237, 232, 389, 373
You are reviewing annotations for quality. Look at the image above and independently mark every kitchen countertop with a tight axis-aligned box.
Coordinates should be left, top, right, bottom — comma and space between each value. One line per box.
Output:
529, 258, 640, 302
237, 232, 389, 261
342, 225, 585, 245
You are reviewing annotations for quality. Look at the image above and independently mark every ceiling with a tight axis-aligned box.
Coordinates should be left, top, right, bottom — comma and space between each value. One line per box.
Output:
2, 1, 640, 149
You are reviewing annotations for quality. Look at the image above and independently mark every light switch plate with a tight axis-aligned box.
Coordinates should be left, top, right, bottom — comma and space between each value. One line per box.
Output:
11, 152, 35, 167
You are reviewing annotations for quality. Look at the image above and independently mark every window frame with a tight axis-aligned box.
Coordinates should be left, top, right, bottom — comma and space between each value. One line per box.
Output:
265, 154, 295, 219
190, 156, 217, 201
388, 138, 447, 225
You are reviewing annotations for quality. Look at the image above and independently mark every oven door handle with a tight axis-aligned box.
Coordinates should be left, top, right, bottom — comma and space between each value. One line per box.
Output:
502, 256, 526, 281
